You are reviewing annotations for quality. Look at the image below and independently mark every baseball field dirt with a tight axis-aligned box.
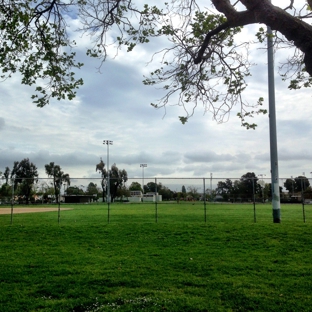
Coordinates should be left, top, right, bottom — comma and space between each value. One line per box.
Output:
0, 207, 72, 214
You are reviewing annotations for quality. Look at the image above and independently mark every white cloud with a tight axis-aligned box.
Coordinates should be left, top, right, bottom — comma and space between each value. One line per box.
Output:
0, 117, 5, 130
0, 2, 312, 190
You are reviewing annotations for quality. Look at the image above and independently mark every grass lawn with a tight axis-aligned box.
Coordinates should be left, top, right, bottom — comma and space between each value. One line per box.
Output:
0, 202, 312, 311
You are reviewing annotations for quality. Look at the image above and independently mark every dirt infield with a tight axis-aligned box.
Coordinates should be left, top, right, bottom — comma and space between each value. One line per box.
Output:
0, 207, 73, 215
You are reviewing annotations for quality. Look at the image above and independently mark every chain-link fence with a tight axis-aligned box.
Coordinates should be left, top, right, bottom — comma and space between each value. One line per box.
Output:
0, 176, 311, 224
1, 176, 312, 203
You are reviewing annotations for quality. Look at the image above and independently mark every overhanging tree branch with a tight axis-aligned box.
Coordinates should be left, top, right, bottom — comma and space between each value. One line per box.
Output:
1, 0, 312, 127
194, 22, 229, 64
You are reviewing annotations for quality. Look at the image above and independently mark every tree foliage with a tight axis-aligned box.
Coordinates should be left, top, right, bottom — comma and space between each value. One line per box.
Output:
158, 185, 174, 200
129, 181, 142, 192
216, 178, 233, 200
2, 1, 312, 127
96, 159, 128, 201
0, 183, 11, 199
283, 176, 310, 193
86, 182, 100, 196
3, 167, 10, 185
11, 158, 38, 204
66, 185, 84, 196
145, 181, 161, 193
294, 176, 310, 192
0, 170, 12, 199
116, 185, 130, 200
110, 163, 128, 201
96, 158, 107, 202
144, 181, 175, 200
216, 172, 262, 201
187, 185, 200, 199
240, 172, 259, 198
284, 178, 295, 194
45, 162, 70, 203
0, 0, 84, 107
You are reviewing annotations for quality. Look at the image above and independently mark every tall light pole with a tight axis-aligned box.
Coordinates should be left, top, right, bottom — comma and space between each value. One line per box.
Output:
267, 7, 281, 223
103, 140, 113, 205
140, 164, 147, 193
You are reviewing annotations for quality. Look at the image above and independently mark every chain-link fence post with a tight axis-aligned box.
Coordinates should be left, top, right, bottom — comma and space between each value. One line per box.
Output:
155, 178, 158, 223
10, 179, 14, 224
301, 178, 306, 223
203, 178, 207, 223
252, 178, 256, 223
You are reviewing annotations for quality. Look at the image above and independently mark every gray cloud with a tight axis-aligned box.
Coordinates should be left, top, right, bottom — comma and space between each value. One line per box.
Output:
0, 117, 4, 130
184, 150, 235, 163
0, 7, 311, 186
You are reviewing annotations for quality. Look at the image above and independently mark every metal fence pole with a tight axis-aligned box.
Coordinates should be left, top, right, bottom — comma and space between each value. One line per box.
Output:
155, 178, 158, 223
11, 179, 14, 224
203, 178, 207, 223
252, 178, 256, 223
58, 186, 61, 224
301, 178, 306, 223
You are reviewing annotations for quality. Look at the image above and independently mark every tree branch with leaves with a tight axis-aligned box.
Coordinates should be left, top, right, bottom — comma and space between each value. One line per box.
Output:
2, 0, 312, 127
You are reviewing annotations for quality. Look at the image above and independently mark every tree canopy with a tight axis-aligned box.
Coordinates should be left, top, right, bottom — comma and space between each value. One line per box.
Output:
86, 182, 100, 196
216, 172, 266, 201
1, 0, 312, 127
284, 176, 310, 193
96, 158, 107, 202
96, 159, 128, 202
45, 162, 70, 203
110, 163, 128, 201
129, 181, 143, 192
11, 158, 38, 204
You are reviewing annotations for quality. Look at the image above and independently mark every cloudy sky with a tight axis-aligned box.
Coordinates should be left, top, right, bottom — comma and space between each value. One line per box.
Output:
0, 0, 311, 190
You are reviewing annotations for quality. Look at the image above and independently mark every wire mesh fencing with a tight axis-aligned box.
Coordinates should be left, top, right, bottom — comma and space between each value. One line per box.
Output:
0, 176, 311, 224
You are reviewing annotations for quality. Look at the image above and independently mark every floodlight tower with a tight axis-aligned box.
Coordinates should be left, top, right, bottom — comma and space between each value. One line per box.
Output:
140, 164, 147, 194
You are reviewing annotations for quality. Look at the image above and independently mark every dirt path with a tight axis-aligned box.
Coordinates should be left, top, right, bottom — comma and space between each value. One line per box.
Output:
0, 207, 73, 215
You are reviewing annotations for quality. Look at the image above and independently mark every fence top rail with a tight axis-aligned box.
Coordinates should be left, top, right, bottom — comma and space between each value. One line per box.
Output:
2, 177, 310, 180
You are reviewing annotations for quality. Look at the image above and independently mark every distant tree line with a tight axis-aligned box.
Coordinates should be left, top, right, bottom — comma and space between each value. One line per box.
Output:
0, 158, 70, 204
0, 157, 130, 204
216, 172, 262, 202
215, 172, 311, 203
1, 160, 311, 204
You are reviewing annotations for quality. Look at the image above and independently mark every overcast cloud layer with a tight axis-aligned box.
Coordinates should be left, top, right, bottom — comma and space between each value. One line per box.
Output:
0, 0, 311, 190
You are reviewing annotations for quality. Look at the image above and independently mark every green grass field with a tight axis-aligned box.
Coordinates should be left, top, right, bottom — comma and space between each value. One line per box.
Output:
1, 202, 312, 311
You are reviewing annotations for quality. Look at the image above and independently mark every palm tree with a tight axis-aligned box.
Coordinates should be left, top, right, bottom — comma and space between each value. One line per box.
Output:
45, 162, 70, 203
